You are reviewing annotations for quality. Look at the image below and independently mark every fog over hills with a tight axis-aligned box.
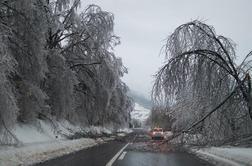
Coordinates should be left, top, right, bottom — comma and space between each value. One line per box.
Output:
131, 103, 151, 123
128, 90, 152, 124
128, 90, 152, 109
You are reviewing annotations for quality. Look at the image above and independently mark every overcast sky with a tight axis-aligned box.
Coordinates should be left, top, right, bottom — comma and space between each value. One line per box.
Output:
81, 0, 252, 99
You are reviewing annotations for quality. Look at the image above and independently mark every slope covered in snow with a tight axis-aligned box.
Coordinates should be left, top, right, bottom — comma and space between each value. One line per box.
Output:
191, 146, 252, 166
0, 120, 131, 165
0, 137, 97, 166
131, 103, 151, 123
9, 120, 113, 144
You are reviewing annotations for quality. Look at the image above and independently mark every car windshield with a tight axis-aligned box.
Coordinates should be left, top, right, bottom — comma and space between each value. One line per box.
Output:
1, 1, 250, 166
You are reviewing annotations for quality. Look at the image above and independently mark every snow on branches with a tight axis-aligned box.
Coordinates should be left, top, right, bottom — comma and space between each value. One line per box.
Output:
0, 0, 133, 144
153, 20, 252, 143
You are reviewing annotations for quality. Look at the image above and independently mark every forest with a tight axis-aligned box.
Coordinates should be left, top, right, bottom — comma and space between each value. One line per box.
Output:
0, 0, 133, 144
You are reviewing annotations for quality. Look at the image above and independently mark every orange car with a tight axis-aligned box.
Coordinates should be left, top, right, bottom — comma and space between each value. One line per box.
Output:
150, 127, 164, 140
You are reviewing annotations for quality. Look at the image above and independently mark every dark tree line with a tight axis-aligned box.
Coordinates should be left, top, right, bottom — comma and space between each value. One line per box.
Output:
0, 0, 133, 144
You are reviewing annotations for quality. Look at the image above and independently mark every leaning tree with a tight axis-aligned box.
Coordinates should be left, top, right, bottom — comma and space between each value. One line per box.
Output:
152, 20, 252, 139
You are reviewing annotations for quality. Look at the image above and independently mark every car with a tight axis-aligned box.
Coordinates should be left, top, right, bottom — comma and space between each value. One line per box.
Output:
151, 127, 164, 140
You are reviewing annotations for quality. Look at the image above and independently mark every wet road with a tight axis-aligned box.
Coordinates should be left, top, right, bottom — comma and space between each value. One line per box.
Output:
35, 129, 213, 166
113, 151, 211, 166
113, 129, 212, 166
35, 138, 127, 166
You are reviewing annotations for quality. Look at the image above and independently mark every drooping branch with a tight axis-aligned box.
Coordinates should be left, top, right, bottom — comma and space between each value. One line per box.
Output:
69, 61, 101, 69
153, 20, 252, 120
166, 77, 246, 142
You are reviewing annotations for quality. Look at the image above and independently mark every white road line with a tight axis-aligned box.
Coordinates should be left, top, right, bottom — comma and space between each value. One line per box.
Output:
118, 151, 127, 160
105, 143, 130, 166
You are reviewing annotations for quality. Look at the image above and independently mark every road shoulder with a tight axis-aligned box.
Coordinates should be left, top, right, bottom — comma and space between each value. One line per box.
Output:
189, 146, 252, 166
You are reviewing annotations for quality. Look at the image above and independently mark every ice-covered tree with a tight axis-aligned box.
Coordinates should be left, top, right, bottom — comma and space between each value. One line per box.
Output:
0, 0, 133, 142
0, 0, 50, 122
153, 20, 252, 142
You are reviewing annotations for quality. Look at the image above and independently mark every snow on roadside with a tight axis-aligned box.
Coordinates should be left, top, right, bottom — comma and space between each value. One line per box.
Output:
83, 125, 113, 135
11, 120, 116, 144
12, 120, 83, 144
0, 120, 101, 166
191, 146, 252, 166
0, 138, 98, 166
117, 128, 133, 134
164, 131, 173, 140
0, 120, 132, 166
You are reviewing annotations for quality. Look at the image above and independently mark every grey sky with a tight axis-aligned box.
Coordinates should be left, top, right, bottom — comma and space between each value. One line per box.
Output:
81, 0, 252, 99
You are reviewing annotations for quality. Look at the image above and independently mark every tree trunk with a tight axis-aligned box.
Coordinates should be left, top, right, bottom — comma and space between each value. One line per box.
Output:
246, 73, 252, 120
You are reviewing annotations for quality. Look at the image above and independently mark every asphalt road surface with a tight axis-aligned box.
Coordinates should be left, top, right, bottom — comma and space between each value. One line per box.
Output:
113, 151, 211, 166
35, 129, 213, 166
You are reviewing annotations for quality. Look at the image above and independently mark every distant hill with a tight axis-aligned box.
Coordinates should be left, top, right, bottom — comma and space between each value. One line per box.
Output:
128, 90, 152, 109
131, 103, 151, 123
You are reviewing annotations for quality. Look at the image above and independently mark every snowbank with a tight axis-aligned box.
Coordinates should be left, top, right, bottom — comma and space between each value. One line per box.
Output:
10, 120, 116, 144
116, 128, 133, 137
117, 128, 133, 134
164, 131, 173, 139
0, 138, 97, 166
0, 120, 132, 165
170, 133, 205, 145
83, 126, 113, 136
11, 120, 84, 144
191, 146, 252, 166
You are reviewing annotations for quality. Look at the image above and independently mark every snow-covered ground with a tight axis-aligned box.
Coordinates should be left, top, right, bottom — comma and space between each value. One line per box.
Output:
191, 146, 252, 166
131, 103, 151, 123
12, 120, 74, 143
170, 133, 205, 145
163, 131, 173, 139
0, 120, 130, 166
0, 138, 98, 166
117, 128, 133, 134
10, 120, 114, 144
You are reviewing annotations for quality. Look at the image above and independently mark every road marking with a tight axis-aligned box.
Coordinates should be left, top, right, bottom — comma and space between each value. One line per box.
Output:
118, 151, 127, 160
105, 143, 130, 166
